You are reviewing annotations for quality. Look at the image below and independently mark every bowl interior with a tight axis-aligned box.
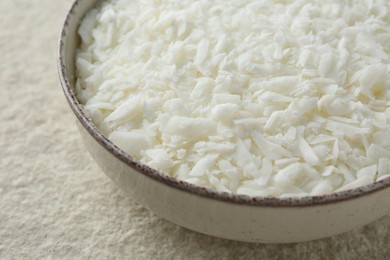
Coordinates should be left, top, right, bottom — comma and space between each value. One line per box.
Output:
58, 0, 390, 207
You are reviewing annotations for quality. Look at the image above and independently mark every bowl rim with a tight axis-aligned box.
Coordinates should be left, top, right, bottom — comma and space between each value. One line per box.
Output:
58, 0, 390, 207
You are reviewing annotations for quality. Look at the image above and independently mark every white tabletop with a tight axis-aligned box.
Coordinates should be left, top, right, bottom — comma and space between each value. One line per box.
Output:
0, 0, 389, 258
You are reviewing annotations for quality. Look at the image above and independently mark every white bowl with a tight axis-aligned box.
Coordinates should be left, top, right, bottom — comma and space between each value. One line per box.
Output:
58, 0, 390, 243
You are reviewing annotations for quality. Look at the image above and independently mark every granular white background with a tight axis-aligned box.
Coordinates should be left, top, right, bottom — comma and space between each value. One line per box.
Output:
0, 0, 389, 259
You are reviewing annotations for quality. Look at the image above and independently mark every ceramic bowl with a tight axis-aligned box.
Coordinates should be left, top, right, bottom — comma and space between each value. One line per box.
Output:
58, 0, 390, 243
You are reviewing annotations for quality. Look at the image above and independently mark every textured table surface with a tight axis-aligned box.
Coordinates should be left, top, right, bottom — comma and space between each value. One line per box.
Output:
1, 0, 389, 259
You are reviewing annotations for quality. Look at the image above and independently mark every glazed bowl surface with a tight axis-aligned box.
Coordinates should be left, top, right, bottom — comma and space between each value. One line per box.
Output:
58, 0, 390, 243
